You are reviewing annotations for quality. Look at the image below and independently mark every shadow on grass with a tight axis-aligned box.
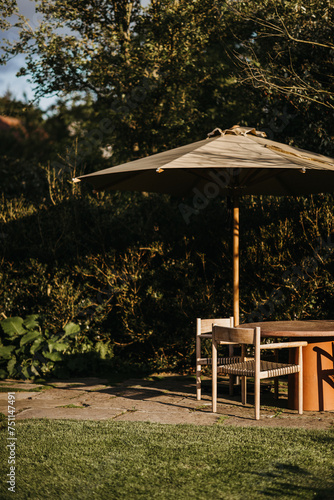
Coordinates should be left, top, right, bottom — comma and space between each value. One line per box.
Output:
255, 462, 334, 499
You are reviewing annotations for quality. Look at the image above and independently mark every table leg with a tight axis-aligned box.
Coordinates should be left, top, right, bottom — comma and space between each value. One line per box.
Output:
288, 340, 334, 411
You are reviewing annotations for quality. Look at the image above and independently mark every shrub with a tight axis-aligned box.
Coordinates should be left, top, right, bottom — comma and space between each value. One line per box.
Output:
0, 315, 114, 380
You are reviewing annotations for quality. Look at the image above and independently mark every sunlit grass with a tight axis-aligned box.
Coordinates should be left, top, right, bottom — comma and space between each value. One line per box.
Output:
0, 420, 333, 499
0, 385, 55, 393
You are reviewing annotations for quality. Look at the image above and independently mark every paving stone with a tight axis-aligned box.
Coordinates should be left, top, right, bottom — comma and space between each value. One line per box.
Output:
0, 375, 333, 429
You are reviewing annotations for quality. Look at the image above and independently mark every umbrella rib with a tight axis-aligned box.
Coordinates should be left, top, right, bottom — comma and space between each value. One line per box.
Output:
265, 145, 334, 168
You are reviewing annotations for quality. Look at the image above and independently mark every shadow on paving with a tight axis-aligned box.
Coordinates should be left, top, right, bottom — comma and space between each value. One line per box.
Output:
0, 374, 333, 428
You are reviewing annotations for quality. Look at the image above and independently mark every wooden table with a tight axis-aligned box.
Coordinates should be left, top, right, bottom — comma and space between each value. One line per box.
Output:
240, 320, 334, 411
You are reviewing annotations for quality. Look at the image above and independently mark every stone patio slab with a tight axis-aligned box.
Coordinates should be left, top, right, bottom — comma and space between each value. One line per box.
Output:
0, 375, 333, 429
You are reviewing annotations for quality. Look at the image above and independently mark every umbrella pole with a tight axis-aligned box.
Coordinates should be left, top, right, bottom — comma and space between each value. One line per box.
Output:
233, 193, 239, 326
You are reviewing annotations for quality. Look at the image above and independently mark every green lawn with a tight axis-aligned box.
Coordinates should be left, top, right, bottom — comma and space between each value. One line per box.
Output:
1, 420, 333, 499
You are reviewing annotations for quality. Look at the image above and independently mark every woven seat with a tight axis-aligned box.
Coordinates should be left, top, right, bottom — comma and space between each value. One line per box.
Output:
212, 325, 308, 420
218, 360, 301, 378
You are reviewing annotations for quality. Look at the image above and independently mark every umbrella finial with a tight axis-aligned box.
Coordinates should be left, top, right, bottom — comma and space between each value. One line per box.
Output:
207, 128, 224, 138
208, 125, 267, 138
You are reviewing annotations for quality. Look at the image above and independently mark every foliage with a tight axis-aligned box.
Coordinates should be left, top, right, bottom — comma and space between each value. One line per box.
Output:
0, 420, 334, 499
1, 97, 334, 378
0, 315, 76, 379
214, 1, 334, 159
0, 0, 17, 32
0, 93, 50, 158
0, 3, 334, 378
0, 1, 265, 163
1, 1, 333, 159
1, 185, 334, 376
226, 0, 334, 159
228, 0, 334, 108
0, 315, 114, 380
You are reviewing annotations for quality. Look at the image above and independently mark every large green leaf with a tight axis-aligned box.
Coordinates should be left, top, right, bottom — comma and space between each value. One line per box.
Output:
20, 366, 30, 379
48, 341, 68, 352
63, 322, 80, 338
30, 338, 44, 355
30, 364, 40, 377
1, 317, 26, 337
23, 315, 40, 330
43, 351, 63, 362
0, 345, 16, 359
53, 342, 68, 352
20, 331, 41, 347
7, 357, 16, 377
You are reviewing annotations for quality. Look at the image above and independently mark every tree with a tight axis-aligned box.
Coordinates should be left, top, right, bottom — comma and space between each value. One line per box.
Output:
0, 1, 264, 166
227, 0, 334, 110
0, 0, 17, 31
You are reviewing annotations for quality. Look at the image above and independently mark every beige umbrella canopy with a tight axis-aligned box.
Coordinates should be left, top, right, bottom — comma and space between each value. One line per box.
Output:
74, 125, 334, 325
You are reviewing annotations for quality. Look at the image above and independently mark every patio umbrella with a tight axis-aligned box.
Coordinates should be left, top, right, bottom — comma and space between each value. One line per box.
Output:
73, 125, 334, 325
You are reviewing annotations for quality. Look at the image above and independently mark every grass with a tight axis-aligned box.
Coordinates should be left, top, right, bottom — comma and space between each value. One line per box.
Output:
216, 415, 230, 424
189, 405, 209, 412
0, 420, 333, 500
0, 385, 55, 393
58, 404, 86, 409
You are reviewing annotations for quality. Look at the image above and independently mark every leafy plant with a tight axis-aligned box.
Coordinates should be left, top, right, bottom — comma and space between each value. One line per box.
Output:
0, 314, 116, 380
0, 315, 80, 379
